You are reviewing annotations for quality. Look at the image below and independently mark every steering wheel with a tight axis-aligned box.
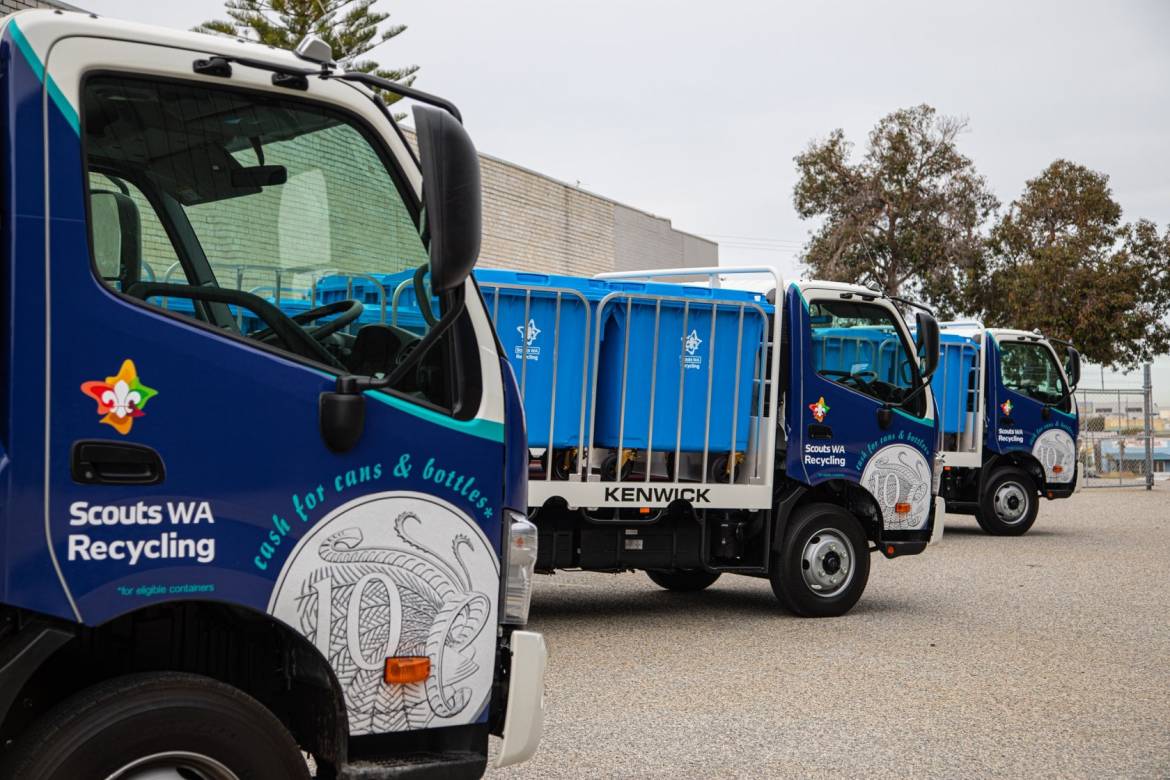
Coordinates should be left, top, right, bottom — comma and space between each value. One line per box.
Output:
820, 369, 877, 389
253, 299, 364, 344
124, 281, 344, 370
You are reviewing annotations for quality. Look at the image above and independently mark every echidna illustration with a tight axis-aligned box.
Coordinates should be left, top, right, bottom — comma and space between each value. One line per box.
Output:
1032, 429, 1076, 483
269, 493, 498, 736
860, 444, 931, 531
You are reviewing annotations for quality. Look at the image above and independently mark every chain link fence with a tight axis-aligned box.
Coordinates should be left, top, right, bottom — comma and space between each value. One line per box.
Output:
1076, 365, 1157, 489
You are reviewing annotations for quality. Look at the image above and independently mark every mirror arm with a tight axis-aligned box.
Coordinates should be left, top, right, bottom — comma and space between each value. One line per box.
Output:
1044, 384, 1077, 414
327, 72, 463, 123
335, 294, 466, 396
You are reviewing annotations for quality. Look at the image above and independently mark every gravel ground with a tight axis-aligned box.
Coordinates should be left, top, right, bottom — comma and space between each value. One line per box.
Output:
490, 485, 1170, 779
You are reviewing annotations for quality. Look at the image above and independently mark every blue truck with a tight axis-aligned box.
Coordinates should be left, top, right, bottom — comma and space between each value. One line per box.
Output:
472, 269, 946, 618
934, 322, 1082, 535
0, 10, 544, 779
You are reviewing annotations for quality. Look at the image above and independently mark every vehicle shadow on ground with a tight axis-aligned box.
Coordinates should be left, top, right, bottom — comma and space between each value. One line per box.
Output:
941, 525, 1067, 537
527, 580, 913, 625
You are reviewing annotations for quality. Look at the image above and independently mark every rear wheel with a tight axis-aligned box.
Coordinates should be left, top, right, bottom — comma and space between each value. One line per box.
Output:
646, 569, 721, 592
0, 672, 310, 780
976, 467, 1038, 536
770, 502, 869, 617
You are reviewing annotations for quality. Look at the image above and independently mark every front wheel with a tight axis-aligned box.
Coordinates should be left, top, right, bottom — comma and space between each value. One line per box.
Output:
770, 502, 870, 617
646, 569, 721, 592
976, 467, 1038, 536
0, 672, 310, 780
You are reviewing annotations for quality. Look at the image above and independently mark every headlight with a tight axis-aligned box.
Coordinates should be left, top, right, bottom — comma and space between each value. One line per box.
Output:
503, 511, 538, 625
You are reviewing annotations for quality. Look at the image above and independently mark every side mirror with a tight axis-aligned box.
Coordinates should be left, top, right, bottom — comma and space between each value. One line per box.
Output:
915, 311, 940, 382
413, 104, 482, 293
1065, 345, 1081, 390
90, 190, 142, 287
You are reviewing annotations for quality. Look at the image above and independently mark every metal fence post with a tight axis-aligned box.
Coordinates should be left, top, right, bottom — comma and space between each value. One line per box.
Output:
1144, 363, 1154, 491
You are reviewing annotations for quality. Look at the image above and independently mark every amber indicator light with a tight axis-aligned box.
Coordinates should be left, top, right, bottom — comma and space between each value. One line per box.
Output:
384, 656, 431, 685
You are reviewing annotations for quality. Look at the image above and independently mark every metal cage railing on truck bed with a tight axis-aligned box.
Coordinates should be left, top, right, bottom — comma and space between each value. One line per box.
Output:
478, 267, 784, 512
936, 323, 986, 467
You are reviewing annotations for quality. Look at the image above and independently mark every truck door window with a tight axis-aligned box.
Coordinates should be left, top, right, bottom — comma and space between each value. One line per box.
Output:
82, 75, 466, 414
999, 341, 1070, 410
809, 299, 926, 417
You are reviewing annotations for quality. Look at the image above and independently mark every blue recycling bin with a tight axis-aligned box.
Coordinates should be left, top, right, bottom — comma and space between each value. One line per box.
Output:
810, 326, 905, 384
313, 271, 431, 333
934, 333, 979, 434
475, 269, 612, 450
593, 281, 772, 453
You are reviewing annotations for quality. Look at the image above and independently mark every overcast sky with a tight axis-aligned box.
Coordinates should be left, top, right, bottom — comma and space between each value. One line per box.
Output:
80, 0, 1170, 402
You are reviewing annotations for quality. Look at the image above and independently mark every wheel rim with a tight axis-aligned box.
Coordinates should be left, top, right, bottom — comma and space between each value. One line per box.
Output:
800, 528, 855, 598
106, 751, 240, 780
992, 480, 1029, 524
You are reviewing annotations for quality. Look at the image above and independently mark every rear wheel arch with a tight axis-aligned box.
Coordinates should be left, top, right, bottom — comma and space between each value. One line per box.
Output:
0, 601, 348, 773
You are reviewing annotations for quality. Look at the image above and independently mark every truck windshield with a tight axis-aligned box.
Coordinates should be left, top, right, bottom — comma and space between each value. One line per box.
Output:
82, 75, 457, 408
999, 341, 1069, 409
809, 299, 926, 417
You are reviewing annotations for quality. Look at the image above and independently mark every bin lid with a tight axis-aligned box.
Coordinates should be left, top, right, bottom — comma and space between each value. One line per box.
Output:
474, 268, 612, 301
939, 331, 978, 347
603, 278, 773, 311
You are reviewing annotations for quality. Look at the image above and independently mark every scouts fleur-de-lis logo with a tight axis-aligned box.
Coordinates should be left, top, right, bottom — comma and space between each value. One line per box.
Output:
517, 319, 541, 346
809, 396, 830, 423
683, 329, 703, 356
1000, 399, 1013, 416
81, 359, 157, 435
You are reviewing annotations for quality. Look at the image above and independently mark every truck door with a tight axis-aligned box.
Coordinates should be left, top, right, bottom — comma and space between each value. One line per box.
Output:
986, 335, 1078, 488
785, 285, 936, 540
34, 34, 508, 736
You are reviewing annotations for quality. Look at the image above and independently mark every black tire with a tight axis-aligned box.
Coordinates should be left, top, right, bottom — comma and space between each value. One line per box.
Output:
976, 467, 1039, 536
709, 453, 732, 483
550, 448, 579, 480
646, 569, 721, 592
0, 672, 310, 780
770, 502, 870, 618
601, 452, 634, 482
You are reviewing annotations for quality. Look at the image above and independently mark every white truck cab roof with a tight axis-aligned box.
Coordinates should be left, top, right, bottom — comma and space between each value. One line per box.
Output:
795, 279, 885, 298
7, 8, 315, 74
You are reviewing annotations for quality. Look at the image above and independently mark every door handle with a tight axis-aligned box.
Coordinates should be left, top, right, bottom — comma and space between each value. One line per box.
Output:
807, 424, 833, 440
71, 440, 166, 485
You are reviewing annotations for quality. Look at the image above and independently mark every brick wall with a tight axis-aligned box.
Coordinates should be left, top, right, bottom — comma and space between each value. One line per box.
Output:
402, 130, 717, 277
0, 0, 78, 14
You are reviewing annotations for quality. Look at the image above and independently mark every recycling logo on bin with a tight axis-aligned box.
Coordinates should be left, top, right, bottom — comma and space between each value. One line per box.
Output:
515, 318, 541, 361
682, 329, 703, 370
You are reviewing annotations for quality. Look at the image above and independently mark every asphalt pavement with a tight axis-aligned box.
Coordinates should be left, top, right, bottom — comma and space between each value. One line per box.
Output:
491, 484, 1170, 779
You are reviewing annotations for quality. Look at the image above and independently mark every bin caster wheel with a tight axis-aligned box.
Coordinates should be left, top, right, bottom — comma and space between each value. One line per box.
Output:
601, 453, 634, 482
550, 448, 579, 480
709, 452, 741, 483
710, 454, 731, 483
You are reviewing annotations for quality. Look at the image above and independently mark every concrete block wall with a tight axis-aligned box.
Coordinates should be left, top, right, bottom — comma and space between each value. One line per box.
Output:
1, 0, 77, 14
403, 130, 718, 277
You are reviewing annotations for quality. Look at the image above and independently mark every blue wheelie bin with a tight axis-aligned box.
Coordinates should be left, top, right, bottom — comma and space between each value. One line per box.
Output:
314, 270, 431, 333
934, 332, 979, 434
810, 326, 905, 385
475, 269, 611, 460
592, 281, 772, 465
